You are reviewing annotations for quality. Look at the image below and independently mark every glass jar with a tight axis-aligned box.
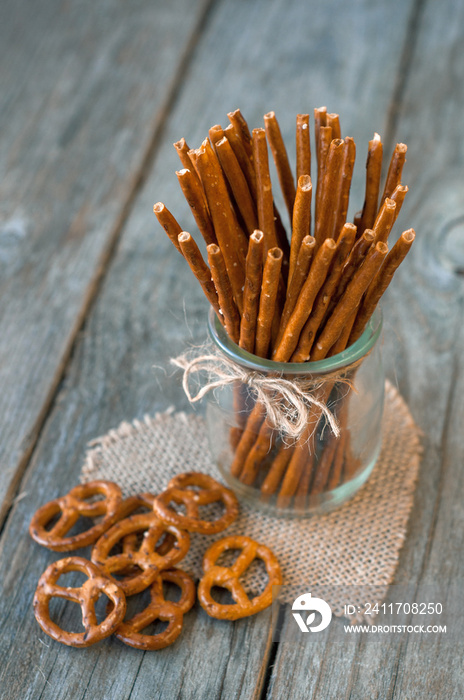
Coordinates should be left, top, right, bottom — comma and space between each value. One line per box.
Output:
205, 307, 384, 517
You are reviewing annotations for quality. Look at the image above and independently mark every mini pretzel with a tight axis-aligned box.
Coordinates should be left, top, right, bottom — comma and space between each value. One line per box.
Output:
116, 494, 175, 561
91, 513, 190, 596
153, 472, 239, 535
33, 557, 126, 647
198, 535, 282, 620
29, 481, 123, 551
112, 568, 195, 650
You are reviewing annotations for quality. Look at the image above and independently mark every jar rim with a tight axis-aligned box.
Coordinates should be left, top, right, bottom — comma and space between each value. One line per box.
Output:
207, 307, 383, 375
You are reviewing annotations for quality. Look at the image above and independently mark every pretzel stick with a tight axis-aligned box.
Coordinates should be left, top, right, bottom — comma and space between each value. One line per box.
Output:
310, 241, 389, 361
381, 143, 407, 204
293, 451, 315, 510
277, 235, 316, 344
314, 106, 327, 163
195, 148, 245, 311
178, 232, 221, 318
225, 122, 290, 265
153, 202, 183, 254
174, 138, 202, 184
228, 109, 254, 161
358, 133, 383, 234
239, 230, 264, 353
314, 138, 345, 247
273, 239, 337, 362
255, 247, 283, 358
176, 169, 217, 246
349, 228, 415, 344
288, 175, 312, 281
215, 137, 258, 234
372, 197, 396, 243
335, 137, 356, 238
291, 223, 357, 362
208, 124, 225, 145
224, 123, 258, 200
309, 438, 337, 495
390, 184, 408, 223
276, 392, 329, 508
315, 125, 333, 224
326, 113, 341, 139
230, 402, 266, 478
328, 307, 358, 356
253, 128, 278, 254
264, 111, 296, 220
261, 443, 295, 497
239, 417, 275, 485
326, 228, 376, 320
296, 113, 311, 179
207, 244, 241, 343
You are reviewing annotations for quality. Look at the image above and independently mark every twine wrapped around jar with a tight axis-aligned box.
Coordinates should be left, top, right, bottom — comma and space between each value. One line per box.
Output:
171, 344, 363, 443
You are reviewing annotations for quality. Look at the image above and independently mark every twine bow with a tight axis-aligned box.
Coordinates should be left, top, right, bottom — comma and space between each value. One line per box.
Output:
171, 346, 356, 442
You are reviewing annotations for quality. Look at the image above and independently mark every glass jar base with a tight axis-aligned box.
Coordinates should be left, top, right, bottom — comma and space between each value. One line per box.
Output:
216, 444, 381, 519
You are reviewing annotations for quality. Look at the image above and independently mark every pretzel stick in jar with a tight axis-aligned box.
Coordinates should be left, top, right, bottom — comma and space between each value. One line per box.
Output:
326, 113, 341, 140
273, 238, 337, 362
261, 443, 295, 497
215, 136, 258, 235
277, 234, 316, 343
195, 148, 246, 311
311, 241, 389, 361
207, 244, 241, 343
239, 230, 265, 353
288, 175, 312, 281
349, 228, 415, 344
380, 142, 407, 204
315, 125, 333, 224
176, 169, 217, 246
291, 223, 357, 362
264, 111, 296, 220
255, 247, 283, 358
314, 106, 327, 163
335, 137, 356, 238
358, 132, 383, 234
296, 113, 311, 180
372, 197, 397, 243
174, 138, 202, 183
253, 128, 278, 254
390, 184, 408, 223
314, 138, 345, 247
154, 202, 183, 254
178, 232, 221, 319
228, 108, 254, 161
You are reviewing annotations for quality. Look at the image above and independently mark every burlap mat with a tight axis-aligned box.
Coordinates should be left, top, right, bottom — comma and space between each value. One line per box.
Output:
81, 380, 421, 622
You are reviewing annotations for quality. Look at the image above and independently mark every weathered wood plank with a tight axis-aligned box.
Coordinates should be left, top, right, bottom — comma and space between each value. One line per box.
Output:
0, 0, 212, 526
268, 0, 464, 697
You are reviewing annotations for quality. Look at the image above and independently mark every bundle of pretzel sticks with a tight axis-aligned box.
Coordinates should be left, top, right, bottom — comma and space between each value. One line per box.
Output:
154, 106, 415, 511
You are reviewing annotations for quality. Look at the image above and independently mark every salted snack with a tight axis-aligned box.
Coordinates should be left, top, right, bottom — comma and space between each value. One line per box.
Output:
153, 472, 239, 535
197, 535, 282, 620
33, 557, 126, 648
155, 107, 416, 511
112, 568, 196, 650
91, 513, 190, 595
115, 493, 175, 557
29, 480, 122, 551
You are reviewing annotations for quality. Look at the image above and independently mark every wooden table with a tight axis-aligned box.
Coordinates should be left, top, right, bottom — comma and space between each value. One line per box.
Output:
1, 0, 463, 697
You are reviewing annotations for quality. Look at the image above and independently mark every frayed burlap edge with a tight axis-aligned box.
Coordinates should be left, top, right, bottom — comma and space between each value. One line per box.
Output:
81, 380, 422, 623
